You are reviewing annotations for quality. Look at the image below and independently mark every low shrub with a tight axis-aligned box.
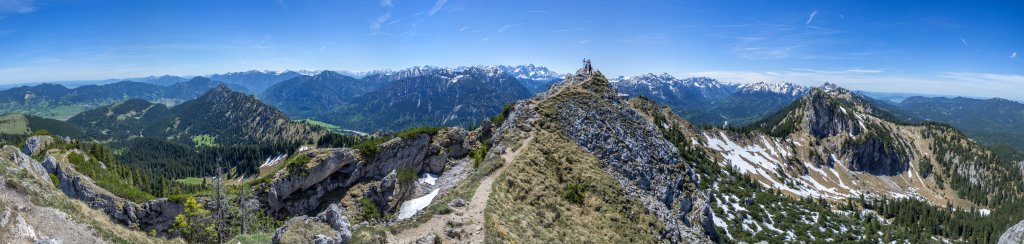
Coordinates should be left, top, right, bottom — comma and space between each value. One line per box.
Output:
285, 153, 311, 176
359, 197, 381, 220
471, 143, 489, 168
397, 167, 417, 185
562, 180, 588, 205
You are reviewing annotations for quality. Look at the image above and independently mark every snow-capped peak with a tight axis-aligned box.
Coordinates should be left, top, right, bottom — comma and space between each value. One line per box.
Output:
613, 73, 729, 89
738, 82, 808, 96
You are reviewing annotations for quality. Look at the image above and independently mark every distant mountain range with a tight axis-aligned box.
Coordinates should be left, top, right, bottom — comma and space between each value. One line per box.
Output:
0, 77, 243, 120
3, 65, 1022, 154
610, 74, 807, 126
259, 65, 560, 132
68, 85, 325, 145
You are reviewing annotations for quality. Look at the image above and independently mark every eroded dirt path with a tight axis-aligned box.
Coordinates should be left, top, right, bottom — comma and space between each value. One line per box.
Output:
387, 132, 534, 243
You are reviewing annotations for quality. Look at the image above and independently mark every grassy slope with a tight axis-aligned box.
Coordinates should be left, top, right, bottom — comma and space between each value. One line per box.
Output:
297, 119, 340, 131
485, 129, 662, 242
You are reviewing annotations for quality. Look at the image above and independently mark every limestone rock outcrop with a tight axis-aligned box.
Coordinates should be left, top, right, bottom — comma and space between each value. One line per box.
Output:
272, 203, 352, 244
43, 155, 182, 235
262, 128, 470, 217
21, 136, 54, 156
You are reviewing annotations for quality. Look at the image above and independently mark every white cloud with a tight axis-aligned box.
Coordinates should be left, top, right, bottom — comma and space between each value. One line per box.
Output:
1012, 51, 1018, 59
805, 10, 818, 25
731, 46, 792, 60
528, 10, 547, 14
458, 26, 467, 32
940, 72, 1024, 85
370, 12, 392, 31
380, 0, 392, 7
0, 0, 35, 14
429, 0, 446, 16
497, 24, 517, 33
960, 37, 968, 47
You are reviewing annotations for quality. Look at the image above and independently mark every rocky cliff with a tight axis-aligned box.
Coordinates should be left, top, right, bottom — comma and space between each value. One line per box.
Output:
261, 128, 471, 217
41, 152, 183, 235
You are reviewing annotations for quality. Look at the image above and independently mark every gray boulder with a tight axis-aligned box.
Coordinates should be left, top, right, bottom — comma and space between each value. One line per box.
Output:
272, 203, 352, 244
312, 235, 333, 244
22, 136, 54, 156
448, 198, 466, 208
1000, 220, 1024, 244
34, 238, 62, 244
316, 204, 352, 241
7, 146, 45, 179
415, 232, 438, 244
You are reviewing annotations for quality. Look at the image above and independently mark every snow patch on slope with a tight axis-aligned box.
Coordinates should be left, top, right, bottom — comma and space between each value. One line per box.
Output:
397, 189, 440, 220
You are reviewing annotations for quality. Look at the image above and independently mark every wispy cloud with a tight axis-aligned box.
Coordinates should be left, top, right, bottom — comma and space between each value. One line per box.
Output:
528, 10, 547, 14
380, 0, 392, 7
941, 72, 1024, 85
0, 0, 36, 14
429, 0, 447, 16
960, 37, 968, 47
686, 69, 1024, 100
276, 0, 286, 8
553, 27, 584, 33
497, 24, 519, 33
458, 26, 467, 32
731, 46, 793, 60
370, 12, 392, 31
805, 10, 818, 25
1011, 51, 1018, 59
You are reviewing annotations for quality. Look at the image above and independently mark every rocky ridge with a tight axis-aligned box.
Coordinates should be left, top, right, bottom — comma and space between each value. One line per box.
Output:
494, 68, 718, 242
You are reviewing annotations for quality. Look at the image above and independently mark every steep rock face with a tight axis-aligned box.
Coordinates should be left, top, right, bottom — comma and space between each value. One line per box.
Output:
262, 129, 469, 216
506, 69, 716, 242
800, 89, 862, 139
846, 137, 909, 176
42, 155, 182, 235
265, 148, 362, 216
1000, 220, 1024, 244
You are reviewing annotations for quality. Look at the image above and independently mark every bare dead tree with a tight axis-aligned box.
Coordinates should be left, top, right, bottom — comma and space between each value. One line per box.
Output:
213, 163, 227, 244
237, 182, 254, 235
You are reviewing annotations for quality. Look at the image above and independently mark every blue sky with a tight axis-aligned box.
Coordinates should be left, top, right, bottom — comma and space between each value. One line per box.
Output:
0, 0, 1022, 99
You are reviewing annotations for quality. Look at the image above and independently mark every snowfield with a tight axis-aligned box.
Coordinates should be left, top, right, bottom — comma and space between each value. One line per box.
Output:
397, 189, 440, 220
